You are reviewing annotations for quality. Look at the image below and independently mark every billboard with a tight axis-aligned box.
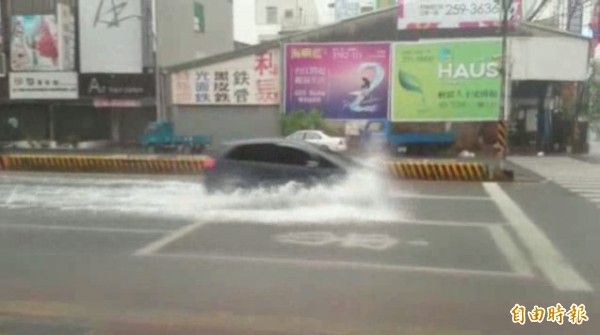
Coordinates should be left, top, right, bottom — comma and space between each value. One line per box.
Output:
10, 15, 60, 71
79, 0, 143, 73
285, 43, 391, 120
391, 40, 501, 122
10, 72, 78, 99
397, 0, 522, 30
171, 49, 279, 105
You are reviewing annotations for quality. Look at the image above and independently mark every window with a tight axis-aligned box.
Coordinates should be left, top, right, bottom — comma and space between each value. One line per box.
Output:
284, 9, 294, 19
360, 6, 374, 14
266, 6, 278, 24
194, 0, 205, 32
305, 132, 323, 140
226, 144, 313, 167
0, 53, 6, 78
288, 132, 305, 140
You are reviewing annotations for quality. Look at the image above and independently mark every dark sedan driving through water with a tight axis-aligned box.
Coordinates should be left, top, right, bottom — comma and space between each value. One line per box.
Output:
202, 138, 369, 194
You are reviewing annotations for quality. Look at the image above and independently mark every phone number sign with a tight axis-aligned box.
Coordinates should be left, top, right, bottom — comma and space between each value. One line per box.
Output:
397, 0, 522, 30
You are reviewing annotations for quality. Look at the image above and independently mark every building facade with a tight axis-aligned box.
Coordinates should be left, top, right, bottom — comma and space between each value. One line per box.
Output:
167, 6, 591, 155
0, 0, 234, 146
156, 0, 234, 67
255, 0, 322, 41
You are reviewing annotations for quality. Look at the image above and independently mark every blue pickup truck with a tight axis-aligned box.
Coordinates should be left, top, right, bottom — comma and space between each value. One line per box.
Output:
359, 120, 456, 156
140, 122, 211, 154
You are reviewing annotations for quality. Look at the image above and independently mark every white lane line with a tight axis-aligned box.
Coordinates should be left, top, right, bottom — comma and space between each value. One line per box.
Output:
394, 218, 503, 228
147, 253, 534, 279
484, 183, 593, 292
556, 181, 600, 187
571, 189, 600, 194
0, 223, 171, 234
487, 225, 534, 276
388, 191, 491, 201
134, 221, 206, 256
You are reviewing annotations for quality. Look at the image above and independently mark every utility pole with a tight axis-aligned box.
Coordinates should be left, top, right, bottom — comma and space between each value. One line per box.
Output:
496, 0, 511, 160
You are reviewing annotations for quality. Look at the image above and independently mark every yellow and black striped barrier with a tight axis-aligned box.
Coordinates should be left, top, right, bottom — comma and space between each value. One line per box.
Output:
496, 120, 508, 158
387, 161, 490, 181
0, 155, 207, 175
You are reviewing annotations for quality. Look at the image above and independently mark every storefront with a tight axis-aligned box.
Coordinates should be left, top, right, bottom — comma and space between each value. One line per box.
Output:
78, 74, 157, 145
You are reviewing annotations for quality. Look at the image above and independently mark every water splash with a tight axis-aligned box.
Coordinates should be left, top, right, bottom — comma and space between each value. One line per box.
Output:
0, 170, 408, 225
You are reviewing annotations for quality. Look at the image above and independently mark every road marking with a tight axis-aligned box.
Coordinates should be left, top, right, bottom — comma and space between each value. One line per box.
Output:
394, 218, 503, 228
487, 225, 534, 276
134, 221, 206, 256
557, 182, 600, 188
0, 300, 481, 335
484, 182, 593, 292
273, 232, 400, 251
571, 189, 600, 193
0, 223, 170, 234
147, 252, 534, 279
388, 191, 491, 201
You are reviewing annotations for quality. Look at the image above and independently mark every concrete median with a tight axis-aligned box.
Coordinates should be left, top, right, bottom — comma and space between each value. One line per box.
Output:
0, 154, 513, 181
387, 161, 511, 182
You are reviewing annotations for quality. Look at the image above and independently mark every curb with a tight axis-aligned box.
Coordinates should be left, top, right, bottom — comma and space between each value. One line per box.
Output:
0, 155, 207, 174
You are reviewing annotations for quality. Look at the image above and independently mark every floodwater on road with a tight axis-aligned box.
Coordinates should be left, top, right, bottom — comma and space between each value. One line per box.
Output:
0, 171, 407, 225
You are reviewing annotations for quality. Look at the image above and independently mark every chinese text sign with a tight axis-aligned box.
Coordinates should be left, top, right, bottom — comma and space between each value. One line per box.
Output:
285, 43, 391, 120
171, 50, 280, 105
398, 0, 522, 30
391, 40, 502, 122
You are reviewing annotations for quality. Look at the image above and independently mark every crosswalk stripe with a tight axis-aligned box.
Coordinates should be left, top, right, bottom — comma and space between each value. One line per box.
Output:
510, 157, 600, 209
557, 183, 600, 188
573, 189, 600, 193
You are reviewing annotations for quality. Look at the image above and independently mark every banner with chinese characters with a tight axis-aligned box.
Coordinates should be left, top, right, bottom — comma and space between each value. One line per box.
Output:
285, 43, 391, 120
9, 72, 78, 100
171, 49, 280, 105
397, 0, 522, 30
391, 40, 502, 122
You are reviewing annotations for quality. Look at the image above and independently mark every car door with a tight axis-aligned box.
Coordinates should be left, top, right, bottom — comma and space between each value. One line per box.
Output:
273, 144, 343, 185
217, 143, 289, 189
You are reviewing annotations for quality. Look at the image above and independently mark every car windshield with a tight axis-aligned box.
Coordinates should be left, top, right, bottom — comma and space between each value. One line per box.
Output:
3, 1, 599, 335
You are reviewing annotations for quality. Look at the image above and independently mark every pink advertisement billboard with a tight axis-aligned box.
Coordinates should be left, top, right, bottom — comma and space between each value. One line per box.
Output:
285, 43, 391, 120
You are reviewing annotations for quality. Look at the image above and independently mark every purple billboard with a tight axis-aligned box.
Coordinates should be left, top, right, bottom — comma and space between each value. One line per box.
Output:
285, 43, 391, 120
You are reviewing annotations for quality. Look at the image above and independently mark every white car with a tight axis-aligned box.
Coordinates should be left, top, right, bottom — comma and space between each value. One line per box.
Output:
286, 130, 348, 152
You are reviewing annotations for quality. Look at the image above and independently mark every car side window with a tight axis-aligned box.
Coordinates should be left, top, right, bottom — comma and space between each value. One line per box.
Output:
305, 132, 322, 140
225, 144, 314, 167
290, 132, 305, 140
